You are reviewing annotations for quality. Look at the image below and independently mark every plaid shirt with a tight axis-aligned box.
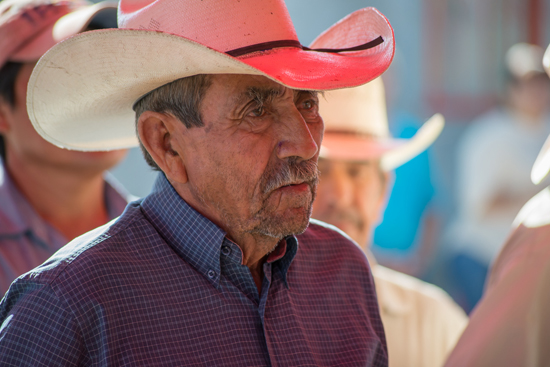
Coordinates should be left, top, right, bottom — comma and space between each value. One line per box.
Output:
0, 173, 387, 366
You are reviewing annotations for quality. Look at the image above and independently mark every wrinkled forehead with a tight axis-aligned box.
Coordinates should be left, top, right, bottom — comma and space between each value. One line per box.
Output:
207, 74, 318, 106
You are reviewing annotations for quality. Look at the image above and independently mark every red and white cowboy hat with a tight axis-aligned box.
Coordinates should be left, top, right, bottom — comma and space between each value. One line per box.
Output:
27, 0, 395, 151
0, 0, 117, 68
318, 77, 444, 171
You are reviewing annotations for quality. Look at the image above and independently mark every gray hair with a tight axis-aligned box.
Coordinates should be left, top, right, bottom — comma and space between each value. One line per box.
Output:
133, 74, 211, 171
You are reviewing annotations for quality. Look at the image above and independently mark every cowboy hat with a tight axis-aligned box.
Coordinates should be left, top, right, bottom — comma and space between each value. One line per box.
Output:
0, 0, 117, 68
505, 43, 546, 82
531, 45, 550, 185
27, 0, 395, 151
317, 77, 444, 171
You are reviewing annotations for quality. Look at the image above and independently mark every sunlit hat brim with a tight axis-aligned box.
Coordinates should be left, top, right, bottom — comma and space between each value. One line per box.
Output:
27, 7, 394, 151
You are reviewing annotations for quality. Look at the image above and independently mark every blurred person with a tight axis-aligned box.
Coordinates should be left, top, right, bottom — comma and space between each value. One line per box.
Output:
0, 1, 395, 365
446, 43, 550, 311
0, 0, 130, 293
444, 47, 550, 367
312, 78, 467, 367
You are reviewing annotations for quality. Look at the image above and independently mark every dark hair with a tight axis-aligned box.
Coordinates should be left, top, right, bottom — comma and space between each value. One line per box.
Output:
132, 74, 211, 171
0, 62, 24, 160
85, 7, 117, 31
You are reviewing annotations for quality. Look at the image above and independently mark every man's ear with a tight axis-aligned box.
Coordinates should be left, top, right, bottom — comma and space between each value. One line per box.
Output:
137, 111, 188, 184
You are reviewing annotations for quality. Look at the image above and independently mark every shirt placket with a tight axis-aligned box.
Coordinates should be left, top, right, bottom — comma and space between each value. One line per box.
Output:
220, 238, 262, 304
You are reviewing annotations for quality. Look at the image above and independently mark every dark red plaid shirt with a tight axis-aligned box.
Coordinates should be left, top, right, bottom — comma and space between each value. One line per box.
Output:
0, 174, 387, 366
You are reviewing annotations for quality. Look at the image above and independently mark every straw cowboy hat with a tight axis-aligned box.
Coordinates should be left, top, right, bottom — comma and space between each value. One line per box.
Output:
27, 0, 395, 151
318, 77, 444, 171
0, 0, 117, 68
531, 45, 550, 185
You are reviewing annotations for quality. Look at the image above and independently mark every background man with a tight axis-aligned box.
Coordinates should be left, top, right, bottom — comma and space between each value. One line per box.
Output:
445, 45, 550, 367
447, 43, 550, 311
0, 0, 395, 365
0, 0, 130, 293
312, 77, 468, 367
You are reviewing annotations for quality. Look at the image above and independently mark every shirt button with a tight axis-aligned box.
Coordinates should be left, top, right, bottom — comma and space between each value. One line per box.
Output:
207, 270, 216, 279
221, 246, 231, 256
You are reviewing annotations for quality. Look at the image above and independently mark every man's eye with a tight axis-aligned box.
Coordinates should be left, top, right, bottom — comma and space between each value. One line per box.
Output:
248, 106, 265, 117
348, 167, 360, 178
301, 100, 314, 110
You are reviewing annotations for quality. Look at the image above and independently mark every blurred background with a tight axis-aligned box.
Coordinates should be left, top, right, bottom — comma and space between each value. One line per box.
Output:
106, 0, 550, 313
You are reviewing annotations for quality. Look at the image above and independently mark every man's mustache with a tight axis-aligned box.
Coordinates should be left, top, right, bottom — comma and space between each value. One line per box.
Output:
324, 209, 365, 230
260, 158, 319, 194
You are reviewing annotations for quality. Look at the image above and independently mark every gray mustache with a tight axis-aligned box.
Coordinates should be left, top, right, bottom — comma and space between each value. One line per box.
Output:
261, 158, 319, 194
325, 210, 364, 229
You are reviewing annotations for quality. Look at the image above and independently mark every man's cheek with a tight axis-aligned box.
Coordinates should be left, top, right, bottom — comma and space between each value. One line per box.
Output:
317, 119, 325, 144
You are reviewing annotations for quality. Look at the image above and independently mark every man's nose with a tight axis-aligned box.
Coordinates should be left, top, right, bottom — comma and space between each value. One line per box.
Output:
276, 107, 319, 161
327, 170, 354, 206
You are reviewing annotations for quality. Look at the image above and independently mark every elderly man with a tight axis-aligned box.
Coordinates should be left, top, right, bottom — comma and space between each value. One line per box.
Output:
0, 0, 130, 294
311, 78, 468, 367
0, 0, 395, 365
444, 45, 550, 367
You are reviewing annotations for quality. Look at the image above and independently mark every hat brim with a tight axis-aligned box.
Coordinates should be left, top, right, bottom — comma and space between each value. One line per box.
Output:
27, 7, 394, 151
533, 45, 550, 184
319, 113, 444, 171
10, 1, 117, 63
10, 22, 58, 62
532, 133, 550, 184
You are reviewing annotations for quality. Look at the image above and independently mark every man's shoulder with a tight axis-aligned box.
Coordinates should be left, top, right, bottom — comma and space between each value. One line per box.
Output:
373, 265, 467, 335
300, 219, 364, 252
11, 201, 147, 289
460, 108, 512, 153
488, 187, 550, 287
296, 219, 369, 268
374, 265, 463, 311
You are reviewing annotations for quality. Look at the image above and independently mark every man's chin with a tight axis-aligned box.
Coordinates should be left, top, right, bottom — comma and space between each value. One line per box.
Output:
250, 206, 312, 238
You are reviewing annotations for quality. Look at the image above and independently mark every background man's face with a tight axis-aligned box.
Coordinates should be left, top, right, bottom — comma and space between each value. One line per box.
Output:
173, 74, 323, 240
0, 62, 127, 174
312, 158, 387, 249
508, 74, 550, 117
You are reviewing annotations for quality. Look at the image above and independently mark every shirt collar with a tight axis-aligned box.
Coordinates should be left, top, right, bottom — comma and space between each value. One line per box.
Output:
140, 174, 227, 288
273, 236, 298, 288
140, 174, 298, 288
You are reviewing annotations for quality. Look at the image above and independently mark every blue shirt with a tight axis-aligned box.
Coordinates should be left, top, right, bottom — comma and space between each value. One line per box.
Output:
0, 173, 387, 366
0, 159, 131, 294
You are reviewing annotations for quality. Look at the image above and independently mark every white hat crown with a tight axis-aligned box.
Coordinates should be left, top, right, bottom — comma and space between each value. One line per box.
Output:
319, 77, 390, 138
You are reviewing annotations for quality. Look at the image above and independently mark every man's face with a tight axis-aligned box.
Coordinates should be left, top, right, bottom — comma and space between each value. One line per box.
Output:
312, 157, 387, 249
509, 75, 550, 117
0, 62, 127, 174
172, 74, 323, 240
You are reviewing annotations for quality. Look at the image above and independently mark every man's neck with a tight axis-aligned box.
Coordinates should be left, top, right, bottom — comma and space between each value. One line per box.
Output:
226, 231, 281, 294
6, 153, 109, 242
173, 181, 282, 293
